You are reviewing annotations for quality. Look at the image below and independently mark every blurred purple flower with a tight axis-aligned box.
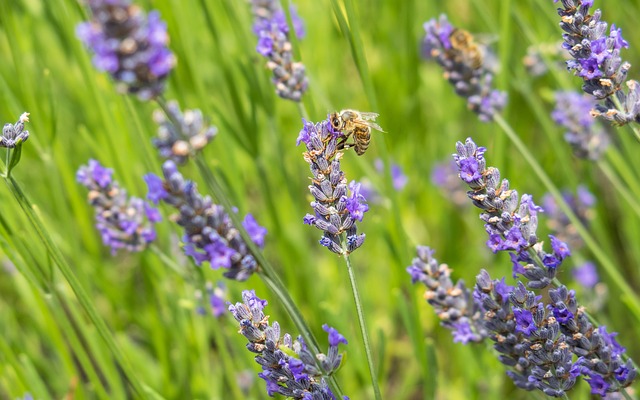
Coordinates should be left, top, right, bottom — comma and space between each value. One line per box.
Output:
76, 1, 176, 100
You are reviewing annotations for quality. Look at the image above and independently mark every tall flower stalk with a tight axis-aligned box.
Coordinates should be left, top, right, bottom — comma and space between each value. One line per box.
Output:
451, 137, 636, 396
77, 159, 161, 254
297, 117, 381, 400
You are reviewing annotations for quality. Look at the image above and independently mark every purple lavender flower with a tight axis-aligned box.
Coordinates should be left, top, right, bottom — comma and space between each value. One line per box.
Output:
298, 118, 366, 255
152, 101, 217, 164
454, 137, 571, 289
422, 14, 507, 122
144, 161, 266, 281
548, 286, 637, 394
407, 246, 487, 344
76, 0, 176, 100
249, 1, 307, 102
542, 185, 596, 249
554, 0, 640, 125
474, 272, 579, 396
77, 159, 160, 254
195, 281, 227, 317
229, 290, 348, 399
552, 92, 609, 159
1, 112, 30, 148
573, 261, 599, 288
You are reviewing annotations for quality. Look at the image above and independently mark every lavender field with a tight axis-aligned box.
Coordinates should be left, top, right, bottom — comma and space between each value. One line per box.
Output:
0, 0, 639, 399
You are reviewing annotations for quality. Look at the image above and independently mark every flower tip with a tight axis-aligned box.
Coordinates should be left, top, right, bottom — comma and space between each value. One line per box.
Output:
19, 112, 30, 123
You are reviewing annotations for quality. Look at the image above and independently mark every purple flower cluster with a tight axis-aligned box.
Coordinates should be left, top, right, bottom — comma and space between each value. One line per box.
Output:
1, 112, 30, 148
76, 0, 176, 100
454, 138, 570, 289
552, 91, 609, 159
421, 14, 507, 122
77, 159, 160, 254
297, 118, 367, 255
152, 101, 218, 164
195, 281, 227, 318
250, 0, 307, 102
475, 271, 579, 396
406, 246, 487, 344
144, 161, 266, 281
228, 290, 348, 399
554, 0, 640, 125
547, 286, 637, 394
541, 185, 595, 249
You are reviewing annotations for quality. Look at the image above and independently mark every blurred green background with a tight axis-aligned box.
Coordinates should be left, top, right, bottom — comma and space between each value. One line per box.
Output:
0, 0, 639, 398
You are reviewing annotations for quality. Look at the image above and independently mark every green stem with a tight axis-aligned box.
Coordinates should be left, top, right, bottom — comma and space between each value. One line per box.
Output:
3, 176, 150, 399
493, 114, 640, 321
343, 250, 382, 400
209, 317, 246, 399
597, 159, 640, 220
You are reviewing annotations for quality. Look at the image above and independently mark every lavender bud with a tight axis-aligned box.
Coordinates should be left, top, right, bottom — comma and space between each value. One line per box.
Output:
152, 101, 217, 164
76, 0, 176, 100
77, 159, 160, 254
407, 247, 487, 344
552, 92, 609, 160
144, 161, 266, 281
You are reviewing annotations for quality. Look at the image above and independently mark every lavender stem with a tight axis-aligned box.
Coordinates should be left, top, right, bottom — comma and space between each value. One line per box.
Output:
344, 249, 382, 400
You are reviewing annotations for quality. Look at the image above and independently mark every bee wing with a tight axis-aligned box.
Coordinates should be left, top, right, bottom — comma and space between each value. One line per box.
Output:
359, 120, 384, 132
359, 112, 379, 121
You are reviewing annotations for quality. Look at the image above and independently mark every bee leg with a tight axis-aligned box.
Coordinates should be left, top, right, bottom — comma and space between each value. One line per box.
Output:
336, 136, 354, 151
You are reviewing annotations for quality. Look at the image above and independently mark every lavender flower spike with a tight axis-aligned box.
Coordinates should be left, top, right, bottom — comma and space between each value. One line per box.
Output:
298, 118, 367, 255
554, 0, 640, 125
552, 91, 609, 160
229, 290, 348, 399
422, 14, 507, 122
1, 112, 30, 148
474, 270, 580, 396
76, 0, 176, 100
407, 246, 487, 344
144, 161, 266, 281
454, 138, 570, 289
152, 101, 218, 164
250, 0, 308, 101
77, 159, 160, 254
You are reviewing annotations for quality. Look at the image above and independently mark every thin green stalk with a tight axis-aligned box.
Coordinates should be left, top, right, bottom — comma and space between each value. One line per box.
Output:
597, 159, 640, 220
208, 317, 245, 400
3, 176, 150, 399
493, 114, 640, 321
343, 250, 382, 400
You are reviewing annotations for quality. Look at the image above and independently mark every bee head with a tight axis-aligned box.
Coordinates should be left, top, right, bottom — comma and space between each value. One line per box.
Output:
329, 113, 343, 130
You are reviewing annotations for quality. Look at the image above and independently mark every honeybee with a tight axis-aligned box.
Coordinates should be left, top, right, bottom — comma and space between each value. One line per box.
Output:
448, 28, 484, 70
329, 109, 384, 156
